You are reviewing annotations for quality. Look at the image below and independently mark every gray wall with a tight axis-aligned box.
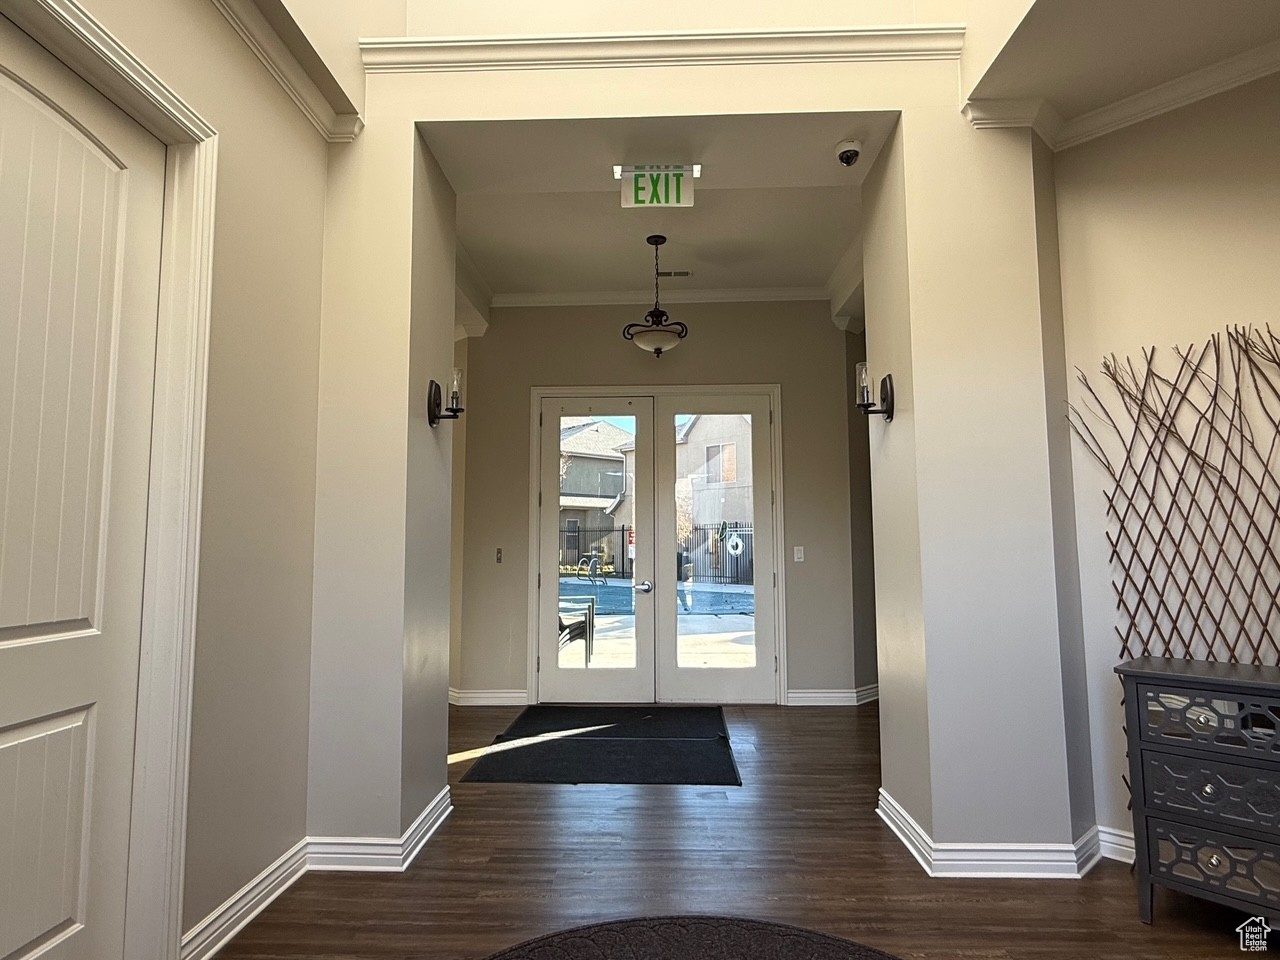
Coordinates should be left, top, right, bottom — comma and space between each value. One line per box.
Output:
449, 337, 469, 692
1032, 136, 1095, 841
1056, 71, 1280, 844
458, 300, 858, 695
860, 118, 934, 832
844, 331, 879, 693
401, 134, 456, 832
78, 0, 328, 933
309, 119, 455, 840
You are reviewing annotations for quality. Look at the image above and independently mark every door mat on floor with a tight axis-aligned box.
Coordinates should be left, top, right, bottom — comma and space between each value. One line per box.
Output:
483, 916, 900, 960
459, 705, 741, 786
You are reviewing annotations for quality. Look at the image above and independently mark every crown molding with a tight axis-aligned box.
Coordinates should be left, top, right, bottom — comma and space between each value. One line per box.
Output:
964, 36, 1280, 152
0, 0, 215, 142
961, 97, 1064, 148
1055, 35, 1280, 150
211, 0, 363, 141
361, 25, 965, 74
490, 286, 829, 309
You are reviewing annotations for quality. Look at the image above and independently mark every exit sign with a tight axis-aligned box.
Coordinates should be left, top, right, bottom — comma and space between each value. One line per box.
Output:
620, 165, 695, 208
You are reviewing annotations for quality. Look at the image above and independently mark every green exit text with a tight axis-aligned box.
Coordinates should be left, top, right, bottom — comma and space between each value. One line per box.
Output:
621, 169, 695, 207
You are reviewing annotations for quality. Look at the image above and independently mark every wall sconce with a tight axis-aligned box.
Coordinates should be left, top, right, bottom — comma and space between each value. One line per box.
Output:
855, 361, 894, 422
428, 368, 465, 426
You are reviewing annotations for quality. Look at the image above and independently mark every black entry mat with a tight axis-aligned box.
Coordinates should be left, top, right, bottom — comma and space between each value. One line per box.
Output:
494, 705, 729, 741
459, 705, 741, 786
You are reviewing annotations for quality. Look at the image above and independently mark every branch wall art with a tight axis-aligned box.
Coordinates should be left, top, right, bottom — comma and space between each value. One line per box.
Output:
1069, 326, 1280, 664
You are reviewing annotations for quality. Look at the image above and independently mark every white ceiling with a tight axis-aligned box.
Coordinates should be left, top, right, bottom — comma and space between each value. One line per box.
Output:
971, 0, 1280, 119
419, 111, 899, 305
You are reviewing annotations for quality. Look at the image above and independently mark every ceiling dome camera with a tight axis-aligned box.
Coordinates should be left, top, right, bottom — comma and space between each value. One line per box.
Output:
835, 139, 863, 167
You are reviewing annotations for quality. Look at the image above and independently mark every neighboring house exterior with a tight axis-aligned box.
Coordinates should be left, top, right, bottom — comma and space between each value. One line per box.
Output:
558, 418, 633, 570
616, 414, 757, 584
675, 415, 756, 584
676, 414, 755, 527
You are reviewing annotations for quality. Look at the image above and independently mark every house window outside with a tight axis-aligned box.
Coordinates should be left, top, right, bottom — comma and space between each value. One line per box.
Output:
705, 442, 737, 484
564, 518, 581, 559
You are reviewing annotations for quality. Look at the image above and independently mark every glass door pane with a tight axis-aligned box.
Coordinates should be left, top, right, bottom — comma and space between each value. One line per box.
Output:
557, 414, 636, 670
538, 397, 654, 703
674, 414, 757, 668
656, 395, 777, 704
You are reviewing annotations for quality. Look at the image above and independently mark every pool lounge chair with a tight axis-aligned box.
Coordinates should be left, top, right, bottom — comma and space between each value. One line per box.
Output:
557, 596, 596, 666
575, 556, 606, 585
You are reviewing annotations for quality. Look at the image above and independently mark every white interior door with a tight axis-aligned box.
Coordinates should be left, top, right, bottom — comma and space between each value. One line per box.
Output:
655, 395, 777, 702
537, 391, 779, 704
538, 397, 656, 702
0, 17, 165, 960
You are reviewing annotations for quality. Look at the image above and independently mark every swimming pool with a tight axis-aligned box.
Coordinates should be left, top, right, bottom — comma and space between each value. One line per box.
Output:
558, 578, 754, 616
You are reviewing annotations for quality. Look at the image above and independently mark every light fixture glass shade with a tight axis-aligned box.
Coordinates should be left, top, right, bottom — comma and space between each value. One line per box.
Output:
631, 328, 684, 354
855, 361, 873, 406
448, 367, 464, 410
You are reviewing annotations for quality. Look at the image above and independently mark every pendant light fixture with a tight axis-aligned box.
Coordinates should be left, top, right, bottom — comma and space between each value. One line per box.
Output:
622, 234, 688, 358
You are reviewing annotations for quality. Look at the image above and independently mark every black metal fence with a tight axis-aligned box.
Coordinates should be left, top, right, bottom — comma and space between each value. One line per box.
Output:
559, 525, 633, 578
684, 522, 754, 585
558, 522, 753, 585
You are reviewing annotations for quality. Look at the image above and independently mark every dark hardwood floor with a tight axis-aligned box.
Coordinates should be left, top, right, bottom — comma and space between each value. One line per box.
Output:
218, 704, 1246, 958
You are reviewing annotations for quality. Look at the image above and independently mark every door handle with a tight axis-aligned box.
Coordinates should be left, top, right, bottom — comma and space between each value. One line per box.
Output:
634, 580, 654, 593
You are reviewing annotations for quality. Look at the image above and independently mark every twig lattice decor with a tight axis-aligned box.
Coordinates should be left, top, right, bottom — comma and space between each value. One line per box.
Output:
1069, 326, 1280, 664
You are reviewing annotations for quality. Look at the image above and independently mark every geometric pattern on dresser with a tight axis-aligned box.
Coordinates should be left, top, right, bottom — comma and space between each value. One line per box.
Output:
1119, 659, 1280, 923
1141, 685, 1280, 758
1146, 752, 1280, 832
1150, 818, 1280, 908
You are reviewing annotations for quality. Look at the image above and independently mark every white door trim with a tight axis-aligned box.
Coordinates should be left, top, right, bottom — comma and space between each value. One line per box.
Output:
527, 384, 787, 705
0, 1, 217, 957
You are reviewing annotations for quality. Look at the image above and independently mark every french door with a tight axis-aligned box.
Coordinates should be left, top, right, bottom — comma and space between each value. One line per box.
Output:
537, 391, 778, 703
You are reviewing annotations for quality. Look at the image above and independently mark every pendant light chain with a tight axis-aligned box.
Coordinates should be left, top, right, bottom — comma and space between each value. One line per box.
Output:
654, 240, 661, 309
621, 233, 688, 357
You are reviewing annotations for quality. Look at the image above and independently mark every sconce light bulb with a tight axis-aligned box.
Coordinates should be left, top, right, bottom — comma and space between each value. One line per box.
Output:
855, 361, 873, 407
448, 367, 464, 411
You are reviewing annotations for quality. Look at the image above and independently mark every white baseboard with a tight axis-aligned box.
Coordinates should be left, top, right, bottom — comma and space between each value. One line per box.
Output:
787, 689, 856, 705
787, 687, 878, 705
785, 685, 878, 705
876, 787, 936, 873
876, 788, 1098, 879
181, 787, 451, 959
1099, 825, 1136, 863
180, 838, 308, 960
400, 786, 453, 867
309, 785, 452, 871
1073, 826, 1102, 875
448, 687, 529, 706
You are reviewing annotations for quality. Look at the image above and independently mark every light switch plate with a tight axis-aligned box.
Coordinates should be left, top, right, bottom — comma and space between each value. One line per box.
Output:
793, 546, 805, 562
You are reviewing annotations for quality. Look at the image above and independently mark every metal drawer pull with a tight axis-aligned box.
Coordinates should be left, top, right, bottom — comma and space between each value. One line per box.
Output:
1207, 854, 1223, 869
1201, 783, 1218, 799
1196, 714, 1213, 727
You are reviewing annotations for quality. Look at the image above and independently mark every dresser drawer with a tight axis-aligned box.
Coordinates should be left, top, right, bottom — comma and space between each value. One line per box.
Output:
1144, 751, 1280, 831
1138, 682, 1280, 758
1149, 818, 1280, 908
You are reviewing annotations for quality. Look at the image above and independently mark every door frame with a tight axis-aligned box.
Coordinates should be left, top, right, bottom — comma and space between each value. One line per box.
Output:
526, 384, 788, 705
0, 1, 217, 956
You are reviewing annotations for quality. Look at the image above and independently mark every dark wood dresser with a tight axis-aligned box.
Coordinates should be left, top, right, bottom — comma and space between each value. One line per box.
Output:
1116, 657, 1280, 922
